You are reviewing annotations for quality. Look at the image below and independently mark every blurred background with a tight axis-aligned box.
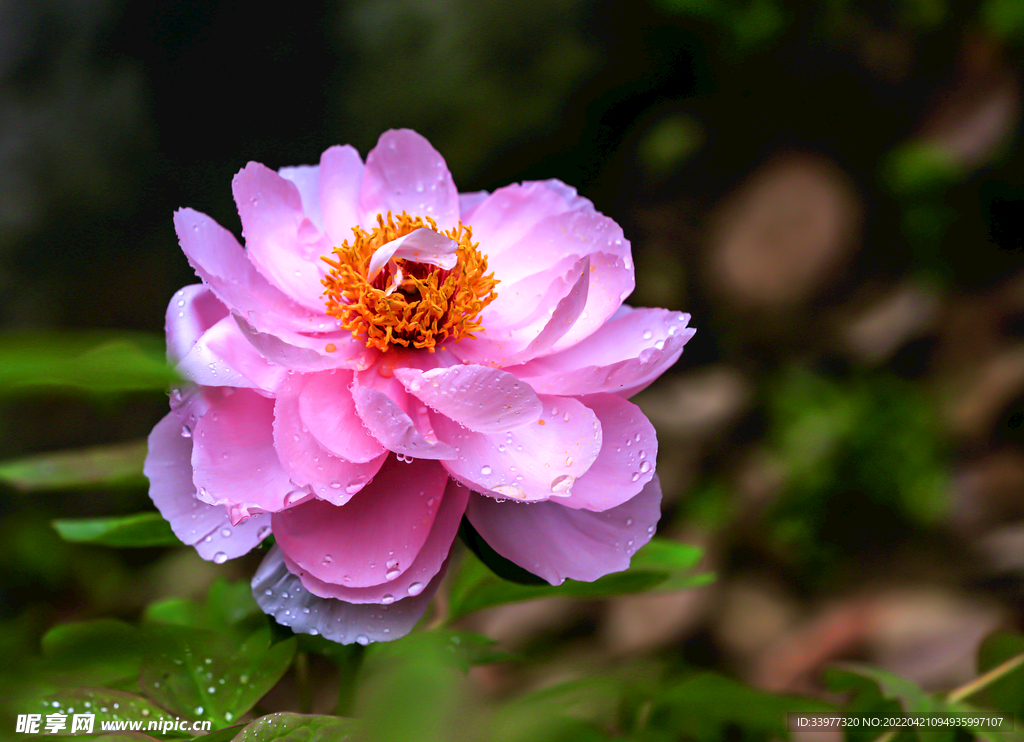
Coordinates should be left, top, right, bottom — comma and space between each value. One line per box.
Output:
2, 0, 1024, 722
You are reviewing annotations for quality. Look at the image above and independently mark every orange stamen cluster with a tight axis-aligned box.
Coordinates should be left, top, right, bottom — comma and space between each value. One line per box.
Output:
321, 211, 498, 353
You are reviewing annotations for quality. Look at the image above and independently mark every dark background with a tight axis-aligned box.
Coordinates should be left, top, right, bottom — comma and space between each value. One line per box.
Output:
2, 0, 1024, 703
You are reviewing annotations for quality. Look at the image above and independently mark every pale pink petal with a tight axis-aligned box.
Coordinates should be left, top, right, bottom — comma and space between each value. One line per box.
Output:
359, 129, 459, 229
165, 284, 228, 364
278, 164, 324, 232
366, 228, 459, 279
173, 208, 319, 334
273, 392, 386, 504
233, 162, 332, 310
458, 190, 489, 221
548, 251, 635, 353
433, 395, 602, 502
465, 182, 571, 264
253, 546, 445, 644
319, 144, 366, 240
351, 378, 458, 460
296, 370, 386, 463
556, 394, 657, 511
145, 411, 271, 562
191, 388, 308, 522
393, 365, 542, 433
177, 316, 290, 392
466, 475, 663, 585
234, 314, 377, 373
283, 479, 468, 603
271, 457, 449, 587
506, 309, 694, 397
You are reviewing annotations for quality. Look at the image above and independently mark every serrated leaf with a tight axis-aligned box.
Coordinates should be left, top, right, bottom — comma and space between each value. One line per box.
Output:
52, 513, 181, 548
138, 625, 295, 729
0, 332, 178, 395
39, 688, 184, 737
447, 537, 711, 621
0, 440, 147, 492
231, 713, 357, 742
40, 619, 145, 687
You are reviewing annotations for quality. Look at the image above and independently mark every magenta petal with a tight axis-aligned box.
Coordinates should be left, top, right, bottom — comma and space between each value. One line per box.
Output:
298, 371, 387, 463
191, 388, 303, 520
466, 475, 663, 585
319, 144, 365, 241
253, 546, 445, 644
351, 385, 457, 460
274, 392, 386, 504
271, 457, 449, 587
434, 395, 602, 502
506, 309, 694, 397
283, 479, 469, 603
359, 129, 459, 229
177, 316, 290, 392
173, 208, 319, 334
165, 284, 228, 364
145, 411, 270, 561
556, 394, 657, 512
233, 161, 331, 310
393, 365, 542, 433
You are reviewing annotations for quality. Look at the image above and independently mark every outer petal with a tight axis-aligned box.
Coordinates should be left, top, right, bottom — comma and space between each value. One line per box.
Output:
173, 208, 319, 334
253, 546, 444, 644
271, 457, 449, 587
359, 129, 459, 229
507, 309, 695, 397
393, 365, 542, 433
466, 182, 573, 264
434, 395, 602, 502
234, 314, 377, 373
283, 479, 469, 604
466, 475, 663, 585
145, 411, 270, 562
165, 284, 228, 364
458, 190, 489, 221
298, 371, 387, 463
556, 393, 657, 511
192, 388, 310, 522
177, 316, 290, 392
319, 144, 365, 242
274, 392, 386, 504
279, 164, 324, 232
233, 162, 331, 310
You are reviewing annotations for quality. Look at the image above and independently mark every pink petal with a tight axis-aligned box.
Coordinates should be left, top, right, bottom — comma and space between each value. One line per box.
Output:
173, 208, 319, 334
297, 370, 387, 463
458, 190, 489, 221
506, 309, 694, 397
466, 475, 663, 585
271, 457, 449, 587
319, 144, 365, 242
555, 393, 657, 512
529, 178, 595, 213
253, 546, 445, 644
177, 316, 290, 392
366, 228, 459, 279
233, 162, 332, 310
465, 182, 571, 264
359, 129, 459, 229
278, 164, 324, 232
191, 388, 306, 521
145, 411, 270, 561
234, 314, 377, 373
165, 284, 228, 364
547, 250, 635, 353
274, 392, 386, 504
351, 382, 458, 461
283, 478, 468, 603
393, 365, 542, 433
433, 395, 602, 502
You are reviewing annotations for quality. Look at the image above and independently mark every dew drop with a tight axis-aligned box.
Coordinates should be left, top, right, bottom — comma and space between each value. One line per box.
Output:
643, 329, 653, 340
213, 552, 227, 564
322, 554, 333, 565
631, 472, 641, 482
329, 480, 342, 489
551, 474, 575, 493
407, 582, 424, 596
480, 465, 492, 476
625, 517, 634, 526
221, 528, 232, 538
639, 461, 651, 473
382, 594, 394, 604
565, 456, 574, 466
180, 424, 192, 438
355, 634, 370, 646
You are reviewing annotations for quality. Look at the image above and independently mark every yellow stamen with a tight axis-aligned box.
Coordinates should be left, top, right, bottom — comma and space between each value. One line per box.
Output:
321, 211, 498, 353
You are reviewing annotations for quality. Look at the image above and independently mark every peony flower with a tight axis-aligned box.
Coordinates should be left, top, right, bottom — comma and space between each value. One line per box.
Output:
144, 129, 694, 644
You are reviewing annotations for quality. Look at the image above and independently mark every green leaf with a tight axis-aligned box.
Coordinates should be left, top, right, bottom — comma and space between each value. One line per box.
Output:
834, 663, 944, 712
0, 332, 177, 395
0, 440, 147, 492
39, 688, 185, 737
138, 625, 296, 729
228, 713, 357, 742
447, 537, 711, 621
94, 734, 162, 742
52, 512, 180, 548
976, 631, 1024, 717
190, 725, 245, 742
144, 579, 263, 634
40, 619, 145, 687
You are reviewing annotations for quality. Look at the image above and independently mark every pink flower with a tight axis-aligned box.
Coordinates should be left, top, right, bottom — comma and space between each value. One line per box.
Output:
144, 130, 694, 643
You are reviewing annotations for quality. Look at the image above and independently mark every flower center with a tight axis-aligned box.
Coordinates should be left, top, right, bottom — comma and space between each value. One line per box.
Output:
321, 211, 498, 353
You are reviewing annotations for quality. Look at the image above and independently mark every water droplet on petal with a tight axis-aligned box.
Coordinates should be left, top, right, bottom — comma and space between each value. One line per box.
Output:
551, 475, 575, 493
322, 554, 333, 565
643, 329, 653, 340
639, 461, 651, 473
407, 582, 424, 596
213, 552, 227, 564
481, 465, 492, 476
382, 594, 394, 604
385, 568, 400, 581
180, 424, 192, 438
355, 634, 370, 646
